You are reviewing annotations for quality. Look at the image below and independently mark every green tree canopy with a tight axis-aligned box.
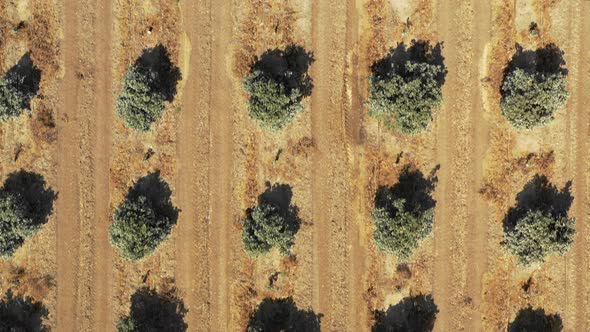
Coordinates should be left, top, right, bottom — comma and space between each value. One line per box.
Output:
508, 307, 563, 332
0, 290, 48, 332
372, 166, 436, 260
116, 45, 180, 132
242, 202, 298, 257
372, 294, 438, 332
0, 191, 39, 258
116, 65, 165, 131
503, 209, 575, 265
503, 175, 575, 265
242, 46, 313, 131
247, 297, 321, 332
368, 41, 446, 134
109, 196, 173, 260
117, 287, 187, 332
0, 53, 40, 122
501, 44, 569, 129
501, 68, 568, 129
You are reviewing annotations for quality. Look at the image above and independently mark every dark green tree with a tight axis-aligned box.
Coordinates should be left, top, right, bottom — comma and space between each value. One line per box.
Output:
504, 209, 575, 265
0, 290, 48, 332
372, 294, 438, 332
116, 45, 181, 132
109, 196, 173, 260
501, 68, 568, 129
508, 307, 563, 332
0, 53, 40, 122
368, 41, 446, 134
116, 65, 165, 131
242, 46, 313, 131
110, 172, 178, 261
501, 44, 569, 129
503, 175, 575, 265
0, 191, 38, 258
242, 203, 297, 257
372, 166, 436, 260
116, 287, 187, 332
247, 297, 321, 332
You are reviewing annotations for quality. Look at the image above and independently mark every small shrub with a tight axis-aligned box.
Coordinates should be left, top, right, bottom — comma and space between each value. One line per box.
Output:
368, 41, 445, 134
242, 203, 296, 256
109, 196, 173, 260
0, 191, 39, 258
503, 209, 575, 265
117, 287, 187, 332
243, 46, 313, 131
372, 166, 436, 260
0, 53, 40, 122
501, 68, 568, 129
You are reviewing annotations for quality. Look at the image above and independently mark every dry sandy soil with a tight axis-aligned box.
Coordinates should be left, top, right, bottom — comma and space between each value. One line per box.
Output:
0, 0, 589, 331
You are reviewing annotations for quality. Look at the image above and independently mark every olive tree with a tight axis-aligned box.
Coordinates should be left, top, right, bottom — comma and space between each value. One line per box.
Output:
117, 287, 187, 332
0, 191, 39, 258
247, 297, 321, 332
372, 198, 434, 260
504, 209, 575, 265
116, 45, 180, 132
0, 54, 40, 121
243, 70, 304, 131
368, 61, 444, 134
501, 68, 568, 129
116, 64, 166, 132
109, 196, 173, 260
0, 290, 48, 332
242, 46, 313, 131
372, 166, 436, 260
242, 203, 296, 257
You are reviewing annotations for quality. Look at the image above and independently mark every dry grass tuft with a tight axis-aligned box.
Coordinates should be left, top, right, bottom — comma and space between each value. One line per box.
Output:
234, 0, 297, 78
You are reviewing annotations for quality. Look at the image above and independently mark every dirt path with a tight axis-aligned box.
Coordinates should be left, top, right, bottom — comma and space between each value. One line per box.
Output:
176, 0, 212, 330
345, 1, 366, 331
433, 0, 491, 330
91, 0, 114, 330
57, 1, 114, 331
310, 0, 353, 330
208, 0, 234, 330
56, 0, 82, 330
465, 1, 492, 330
570, 0, 590, 329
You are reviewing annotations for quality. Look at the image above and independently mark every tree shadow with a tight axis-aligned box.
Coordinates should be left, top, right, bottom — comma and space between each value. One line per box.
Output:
375, 164, 438, 215
122, 286, 187, 332
2, 170, 57, 227
256, 182, 301, 237
135, 44, 181, 102
247, 297, 322, 332
372, 294, 438, 332
508, 307, 563, 332
371, 40, 447, 86
127, 171, 179, 224
251, 45, 314, 98
504, 174, 573, 231
0, 289, 49, 332
4, 52, 41, 109
503, 44, 567, 83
